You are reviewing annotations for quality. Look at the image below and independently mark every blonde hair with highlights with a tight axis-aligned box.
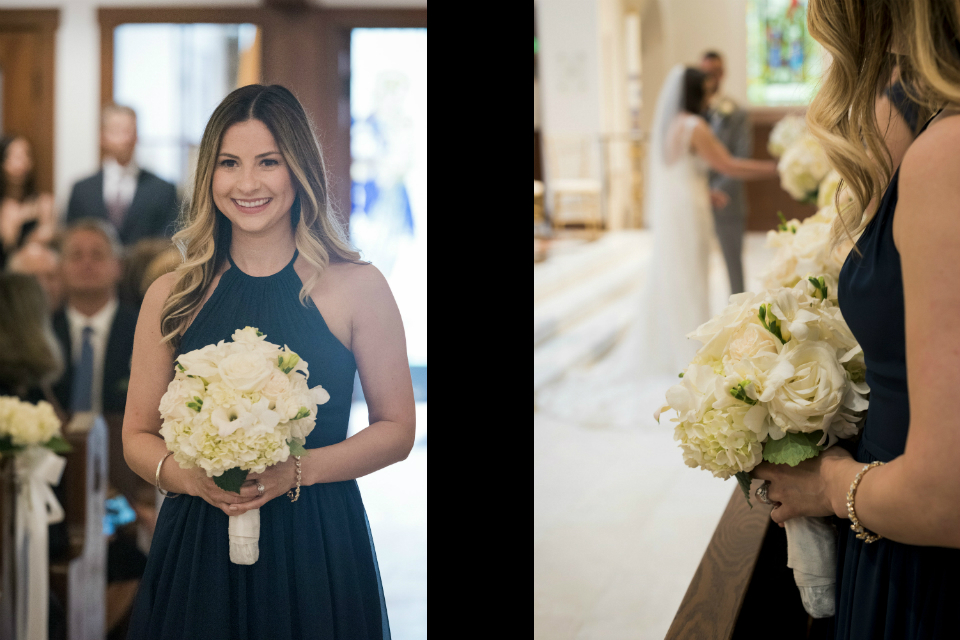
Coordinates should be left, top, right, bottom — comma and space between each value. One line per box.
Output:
159, 85, 362, 348
806, 0, 960, 246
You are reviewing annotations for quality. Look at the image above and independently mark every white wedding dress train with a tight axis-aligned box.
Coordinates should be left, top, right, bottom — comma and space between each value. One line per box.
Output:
537, 66, 717, 429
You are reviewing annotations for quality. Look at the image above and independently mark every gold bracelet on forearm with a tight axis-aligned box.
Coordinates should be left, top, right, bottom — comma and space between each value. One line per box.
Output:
156, 451, 180, 499
847, 460, 885, 543
287, 455, 302, 502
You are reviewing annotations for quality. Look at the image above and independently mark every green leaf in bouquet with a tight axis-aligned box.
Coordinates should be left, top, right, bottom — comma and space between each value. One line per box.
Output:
807, 276, 828, 301
730, 381, 758, 405
256, 329, 264, 337
176, 362, 185, 372
293, 407, 311, 420
0, 435, 23, 455
758, 304, 786, 344
735, 471, 753, 508
762, 430, 825, 467
44, 436, 72, 454
279, 352, 301, 374
288, 439, 308, 457
186, 396, 203, 412
214, 467, 249, 494
678, 372, 684, 378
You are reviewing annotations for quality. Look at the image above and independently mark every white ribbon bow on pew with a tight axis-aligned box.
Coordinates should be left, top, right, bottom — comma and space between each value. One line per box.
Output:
14, 446, 66, 640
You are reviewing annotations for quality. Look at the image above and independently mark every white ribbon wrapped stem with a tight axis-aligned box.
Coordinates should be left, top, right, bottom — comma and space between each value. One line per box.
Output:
14, 446, 67, 640
784, 516, 837, 618
228, 508, 260, 565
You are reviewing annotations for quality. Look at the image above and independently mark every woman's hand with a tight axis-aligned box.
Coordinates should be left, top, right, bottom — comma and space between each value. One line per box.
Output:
231, 456, 299, 515
752, 446, 856, 525
178, 466, 262, 517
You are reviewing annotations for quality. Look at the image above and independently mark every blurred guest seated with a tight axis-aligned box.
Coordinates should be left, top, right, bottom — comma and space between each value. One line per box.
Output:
0, 135, 56, 268
118, 237, 177, 310
0, 272, 65, 408
51, 219, 136, 417
7, 242, 63, 310
66, 105, 179, 246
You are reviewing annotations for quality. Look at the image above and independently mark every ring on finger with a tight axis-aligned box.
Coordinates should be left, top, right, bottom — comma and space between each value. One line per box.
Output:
755, 482, 774, 506
256, 481, 265, 497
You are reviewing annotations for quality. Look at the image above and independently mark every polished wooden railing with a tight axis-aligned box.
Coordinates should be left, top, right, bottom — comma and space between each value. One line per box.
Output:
666, 478, 834, 640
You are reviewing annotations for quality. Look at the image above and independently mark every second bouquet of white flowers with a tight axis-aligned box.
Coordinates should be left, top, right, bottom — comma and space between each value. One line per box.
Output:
656, 277, 869, 618
158, 326, 330, 565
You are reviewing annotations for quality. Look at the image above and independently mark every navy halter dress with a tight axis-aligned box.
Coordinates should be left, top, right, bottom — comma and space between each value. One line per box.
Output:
836, 112, 960, 639
127, 250, 390, 640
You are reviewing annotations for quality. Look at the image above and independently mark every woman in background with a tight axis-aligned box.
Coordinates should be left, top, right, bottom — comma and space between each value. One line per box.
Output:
0, 136, 55, 268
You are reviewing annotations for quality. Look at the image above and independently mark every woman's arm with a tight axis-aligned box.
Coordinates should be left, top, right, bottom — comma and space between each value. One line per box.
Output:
690, 119, 778, 180
123, 273, 261, 515
756, 113, 960, 548
235, 264, 416, 515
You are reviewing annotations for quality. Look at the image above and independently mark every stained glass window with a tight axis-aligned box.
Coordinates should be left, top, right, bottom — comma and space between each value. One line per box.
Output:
746, 0, 824, 105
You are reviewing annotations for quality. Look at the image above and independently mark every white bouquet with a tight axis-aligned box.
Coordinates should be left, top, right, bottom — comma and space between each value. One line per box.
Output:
159, 326, 330, 564
761, 204, 853, 290
767, 114, 807, 158
0, 396, 69, 640
656, 277, 869, 617
778, 132, 832, 202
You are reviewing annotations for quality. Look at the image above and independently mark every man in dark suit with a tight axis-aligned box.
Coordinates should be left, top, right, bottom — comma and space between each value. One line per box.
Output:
702, 50, 752, 295
51, 219, 139, 487
66, 104, 179, 246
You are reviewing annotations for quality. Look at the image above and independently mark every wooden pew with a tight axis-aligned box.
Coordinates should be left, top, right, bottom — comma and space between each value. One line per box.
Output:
666, 478, 834, 640
49, 413, 108, 640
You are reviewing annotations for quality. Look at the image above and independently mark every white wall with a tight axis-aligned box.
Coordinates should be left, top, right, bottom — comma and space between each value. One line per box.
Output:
1, 0, 425, 216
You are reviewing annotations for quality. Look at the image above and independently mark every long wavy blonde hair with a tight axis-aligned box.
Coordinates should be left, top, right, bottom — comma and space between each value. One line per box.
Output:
160, 85, 362, 348
806, 0, 960, 246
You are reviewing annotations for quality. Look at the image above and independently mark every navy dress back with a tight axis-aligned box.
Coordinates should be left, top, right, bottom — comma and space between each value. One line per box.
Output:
836, 112, 960, 639
128, 250, 390, 640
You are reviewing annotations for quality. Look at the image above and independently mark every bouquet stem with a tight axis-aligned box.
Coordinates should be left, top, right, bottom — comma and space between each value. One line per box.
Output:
228, 508, 260, 565
784, 516, 836, 618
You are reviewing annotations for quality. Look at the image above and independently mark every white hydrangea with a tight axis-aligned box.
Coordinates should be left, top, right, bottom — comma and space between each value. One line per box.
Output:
778, 132, 832, 201
768, 114, 807, 158
0, 397, 62, 447
159, 327, 330, 478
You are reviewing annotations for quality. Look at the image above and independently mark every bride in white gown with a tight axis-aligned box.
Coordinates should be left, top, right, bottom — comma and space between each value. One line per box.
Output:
538, 65, 777, 428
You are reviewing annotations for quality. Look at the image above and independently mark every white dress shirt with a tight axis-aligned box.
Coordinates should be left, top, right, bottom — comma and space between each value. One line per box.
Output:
66, 298, 118, 415
102, 157, 140, 214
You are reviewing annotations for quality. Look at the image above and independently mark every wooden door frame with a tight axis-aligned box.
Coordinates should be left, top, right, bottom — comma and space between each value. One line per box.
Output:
0, 9, 59, 194
99, 7, 427, 228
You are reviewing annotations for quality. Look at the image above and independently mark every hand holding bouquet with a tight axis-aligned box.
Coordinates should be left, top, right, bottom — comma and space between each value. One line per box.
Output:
158, 327, 330, 564
656, 277, 869, 617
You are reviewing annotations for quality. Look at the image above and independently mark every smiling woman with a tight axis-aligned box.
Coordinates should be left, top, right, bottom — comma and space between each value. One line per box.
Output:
120, 84, 416, 640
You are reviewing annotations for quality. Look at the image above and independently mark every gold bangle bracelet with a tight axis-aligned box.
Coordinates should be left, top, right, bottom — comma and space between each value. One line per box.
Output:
156, 451, 180, 499
846, 460, 884, 543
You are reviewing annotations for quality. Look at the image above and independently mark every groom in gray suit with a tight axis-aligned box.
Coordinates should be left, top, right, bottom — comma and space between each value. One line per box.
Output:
702, 51, 751, 295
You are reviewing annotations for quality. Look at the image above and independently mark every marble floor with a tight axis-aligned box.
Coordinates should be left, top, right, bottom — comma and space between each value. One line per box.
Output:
350, 401, 427, 640
533, 231, 776, 639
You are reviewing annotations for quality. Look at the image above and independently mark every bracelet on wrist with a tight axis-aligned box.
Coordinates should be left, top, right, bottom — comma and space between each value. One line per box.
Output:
287, 455, 302, 503
846, 460, 884, 543
156, 451, 181, 499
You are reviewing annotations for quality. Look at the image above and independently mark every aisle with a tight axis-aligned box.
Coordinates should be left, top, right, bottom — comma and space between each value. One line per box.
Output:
533, 231, 777, 639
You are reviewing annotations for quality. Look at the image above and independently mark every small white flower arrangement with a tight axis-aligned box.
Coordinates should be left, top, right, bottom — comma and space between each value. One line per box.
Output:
0, 396, 68, 455
761, 203, 855, 290
767, 114, 807, 158
159, 326, 330, 564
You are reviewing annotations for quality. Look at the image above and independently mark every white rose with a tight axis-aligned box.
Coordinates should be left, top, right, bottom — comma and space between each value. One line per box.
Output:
232, 327, 282, 359
159, 376, 206, 420
177, 343, 223, 380
758, 341, 853, 435
261, 370, 291, 401
217, 351, 275, 392
687, 290, 769, 361
725, 322, 781, 363
778, 133, 831, 201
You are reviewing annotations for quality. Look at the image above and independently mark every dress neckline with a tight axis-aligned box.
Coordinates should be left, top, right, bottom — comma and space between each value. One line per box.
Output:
227, 248, 299, 279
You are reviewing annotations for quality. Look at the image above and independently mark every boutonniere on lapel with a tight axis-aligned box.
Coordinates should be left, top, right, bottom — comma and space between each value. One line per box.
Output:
718, 98, 736, 117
